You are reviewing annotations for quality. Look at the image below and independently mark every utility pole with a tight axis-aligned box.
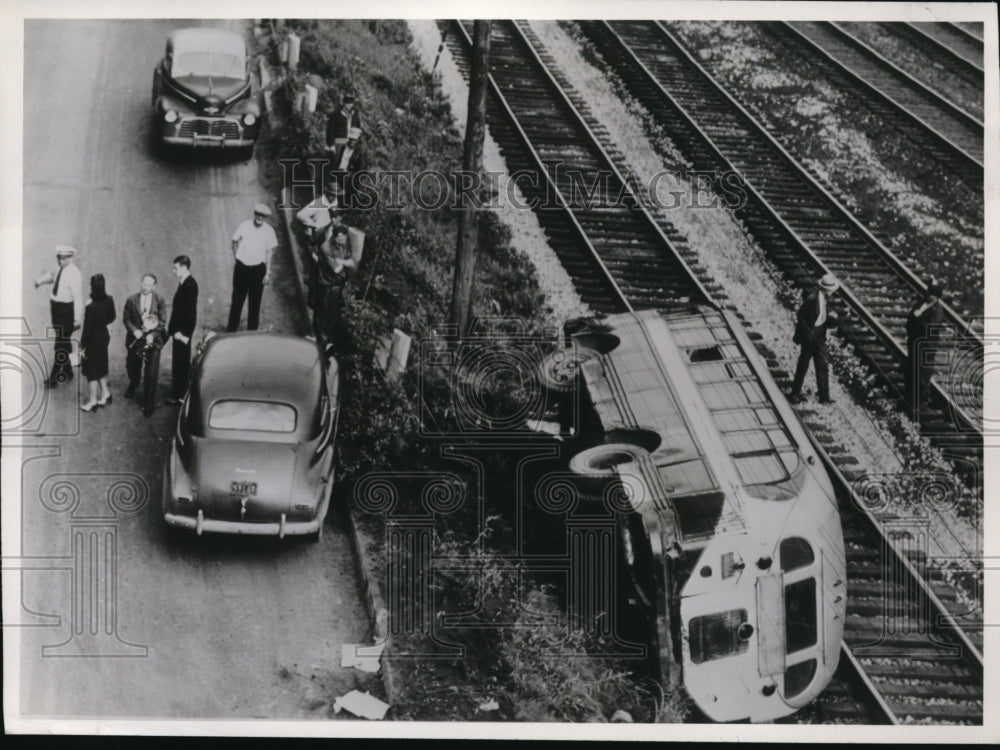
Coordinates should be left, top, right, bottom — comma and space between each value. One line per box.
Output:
449, 20, 491, 339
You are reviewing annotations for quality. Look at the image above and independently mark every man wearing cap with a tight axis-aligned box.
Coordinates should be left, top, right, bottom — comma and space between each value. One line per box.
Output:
227, 203, 278, 332
34, 245, 84, 388
905, 283, 946, 418
789, 273, 840, 405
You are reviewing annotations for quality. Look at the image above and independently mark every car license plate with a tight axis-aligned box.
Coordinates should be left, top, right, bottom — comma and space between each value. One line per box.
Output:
230, 481, 258, 496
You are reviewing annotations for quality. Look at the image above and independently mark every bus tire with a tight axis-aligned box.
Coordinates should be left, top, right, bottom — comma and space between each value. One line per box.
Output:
538, 346, 600, 395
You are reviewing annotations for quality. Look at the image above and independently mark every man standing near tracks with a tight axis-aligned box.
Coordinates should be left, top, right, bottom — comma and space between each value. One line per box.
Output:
789, 273, 840, 405
905, 282, 945, 419
227, 203, 278, 332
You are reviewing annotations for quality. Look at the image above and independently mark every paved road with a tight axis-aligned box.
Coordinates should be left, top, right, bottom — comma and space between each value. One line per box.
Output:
14, 19, 378, 721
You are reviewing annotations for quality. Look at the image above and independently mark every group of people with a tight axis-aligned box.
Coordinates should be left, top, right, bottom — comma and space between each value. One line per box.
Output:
35, 247, 199, 417
288, 90, 368, 347
789, 272, 946, 418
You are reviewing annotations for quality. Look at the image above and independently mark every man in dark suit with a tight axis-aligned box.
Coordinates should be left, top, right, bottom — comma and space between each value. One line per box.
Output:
325, 92, 361, 173
905, 282, 945, 419
123, 273, 167, 417
166, 255, 199, 406
789, 273, 840, 405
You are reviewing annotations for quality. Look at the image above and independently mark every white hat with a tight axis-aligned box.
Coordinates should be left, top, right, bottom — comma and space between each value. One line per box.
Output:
818, 273, 840, 293
55, 244, 77, 257
253, 203, 272, 217
348, 127, 362, 140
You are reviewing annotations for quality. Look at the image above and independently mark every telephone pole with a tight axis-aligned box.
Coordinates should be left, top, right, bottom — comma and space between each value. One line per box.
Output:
449, 20, 491, 339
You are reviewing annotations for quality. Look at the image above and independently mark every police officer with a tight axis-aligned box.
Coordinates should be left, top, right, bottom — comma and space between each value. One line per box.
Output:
34, 244, 84, 388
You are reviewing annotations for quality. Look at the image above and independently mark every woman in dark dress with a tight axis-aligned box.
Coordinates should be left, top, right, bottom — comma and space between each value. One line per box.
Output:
80, 274, 116, 412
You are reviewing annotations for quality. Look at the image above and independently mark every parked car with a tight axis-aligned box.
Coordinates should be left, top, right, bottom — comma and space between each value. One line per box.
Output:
151, 27, 261, 155
163, 332, 339, 541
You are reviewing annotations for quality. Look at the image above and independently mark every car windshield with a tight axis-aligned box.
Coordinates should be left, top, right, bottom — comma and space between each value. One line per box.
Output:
172, 52, 243, 80
208, 400, 296, 433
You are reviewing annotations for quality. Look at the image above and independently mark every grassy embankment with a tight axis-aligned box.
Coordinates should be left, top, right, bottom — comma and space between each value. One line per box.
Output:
254, 20, 684, 722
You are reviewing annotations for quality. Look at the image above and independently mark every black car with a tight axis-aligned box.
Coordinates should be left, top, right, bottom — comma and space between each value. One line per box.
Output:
163, 333, 340, 541
151, 27, 261, 155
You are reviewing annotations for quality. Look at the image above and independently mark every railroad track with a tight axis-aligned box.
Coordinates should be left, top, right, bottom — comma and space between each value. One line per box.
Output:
776, 21, 983, 181
437, 24, 716, 314
888, 22, 984, 80
444, 18, 982, 725
575, 20, 983, 470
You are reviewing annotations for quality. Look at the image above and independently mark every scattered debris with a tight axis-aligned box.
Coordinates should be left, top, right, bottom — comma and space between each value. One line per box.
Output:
525, 419, 563, 438
333, 690, 390, 720
341, 641, 385, 673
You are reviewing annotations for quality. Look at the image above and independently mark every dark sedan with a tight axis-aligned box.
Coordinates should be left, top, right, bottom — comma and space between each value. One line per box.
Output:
163, 332, 339, 540
151, 27, 261, 154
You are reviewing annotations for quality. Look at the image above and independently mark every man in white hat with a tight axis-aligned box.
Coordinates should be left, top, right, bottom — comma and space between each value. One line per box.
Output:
789, 273, 840, 405
34, 244, 84, 387
227, 203, 278, 332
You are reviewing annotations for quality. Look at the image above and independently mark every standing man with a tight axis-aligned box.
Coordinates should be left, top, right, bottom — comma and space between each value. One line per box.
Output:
123, 273, 167, 417
34, 245, 84, 388
296, 181, 342, 246
312, 223, 356, 346
325, 92, 361, 173
166, 255, 199, 406
789, 273, 840, 405
227, 203, 278, 332
905, 282, 945, 418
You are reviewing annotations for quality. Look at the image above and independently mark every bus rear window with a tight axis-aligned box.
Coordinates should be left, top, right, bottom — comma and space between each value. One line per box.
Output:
785, 578, 817, 653
689, 609, 749, 664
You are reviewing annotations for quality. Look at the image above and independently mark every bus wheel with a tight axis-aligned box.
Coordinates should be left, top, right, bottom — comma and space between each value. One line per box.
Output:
569, 442, 649, 503
538, 346, 599, 394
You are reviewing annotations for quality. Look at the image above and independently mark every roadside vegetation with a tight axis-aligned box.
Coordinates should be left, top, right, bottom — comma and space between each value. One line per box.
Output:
254, 20, 676, 722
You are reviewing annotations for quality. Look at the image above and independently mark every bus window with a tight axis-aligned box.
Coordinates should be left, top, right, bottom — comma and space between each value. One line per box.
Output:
780, 538, 814, 572
785, 578, 817, 653
689, 609, 750, 664
784, 659, 817, 698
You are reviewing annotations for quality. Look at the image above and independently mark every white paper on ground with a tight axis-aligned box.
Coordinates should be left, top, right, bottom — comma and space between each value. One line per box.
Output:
332, 690, 390, 720
340, 641, 385, 673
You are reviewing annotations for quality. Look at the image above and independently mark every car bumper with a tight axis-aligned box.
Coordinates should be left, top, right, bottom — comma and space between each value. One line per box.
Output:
162, 134, 256, 148
164, 509, 319, 537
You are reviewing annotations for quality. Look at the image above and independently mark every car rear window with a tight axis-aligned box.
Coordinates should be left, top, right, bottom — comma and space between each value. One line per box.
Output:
208, 400, 296, 432
173, 52, 243, 79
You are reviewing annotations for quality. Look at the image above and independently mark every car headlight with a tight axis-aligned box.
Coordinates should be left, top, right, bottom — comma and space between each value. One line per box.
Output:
164, 110, 178, 123
243, 113, 257, 126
